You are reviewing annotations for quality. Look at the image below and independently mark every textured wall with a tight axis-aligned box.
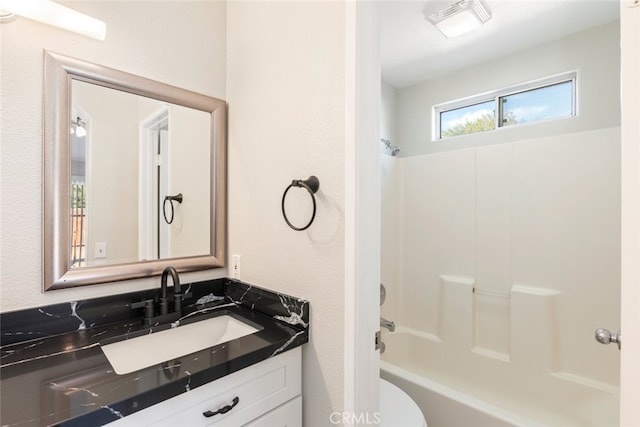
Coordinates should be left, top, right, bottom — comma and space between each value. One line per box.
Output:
0, 2, 227, 311
226, 2, 348, 424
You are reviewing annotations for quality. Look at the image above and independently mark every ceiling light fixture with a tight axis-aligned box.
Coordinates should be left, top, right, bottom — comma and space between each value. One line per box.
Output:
425, 0, 492, 39
72, 117, 87, 137
0, 0, 106, 41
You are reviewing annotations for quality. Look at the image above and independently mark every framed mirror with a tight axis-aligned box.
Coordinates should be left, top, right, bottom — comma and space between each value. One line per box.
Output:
43, 51, 226, 290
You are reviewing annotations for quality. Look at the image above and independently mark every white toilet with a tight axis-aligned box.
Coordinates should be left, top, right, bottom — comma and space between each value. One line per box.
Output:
380, 378, 427, 427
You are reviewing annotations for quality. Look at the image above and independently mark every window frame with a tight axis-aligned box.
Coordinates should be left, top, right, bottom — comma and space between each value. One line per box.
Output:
433, 71, 578, 141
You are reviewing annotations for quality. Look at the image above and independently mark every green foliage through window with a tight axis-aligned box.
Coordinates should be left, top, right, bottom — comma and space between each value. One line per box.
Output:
441, 112, 517, 138
71, 183, 86, 209
435, 73, 576, 140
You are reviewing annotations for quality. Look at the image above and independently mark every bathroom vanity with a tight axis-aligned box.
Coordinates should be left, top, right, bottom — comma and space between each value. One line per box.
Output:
0, 50, 311, 426
0, 279, 309, 426
110, 347, 301, 426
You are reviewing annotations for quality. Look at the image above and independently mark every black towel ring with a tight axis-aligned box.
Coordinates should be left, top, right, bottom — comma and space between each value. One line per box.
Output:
163, 193, 183, 225
281, 176, 320, 231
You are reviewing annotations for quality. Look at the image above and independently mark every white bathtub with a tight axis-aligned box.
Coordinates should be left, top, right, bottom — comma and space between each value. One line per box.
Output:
380, 330, 619, 427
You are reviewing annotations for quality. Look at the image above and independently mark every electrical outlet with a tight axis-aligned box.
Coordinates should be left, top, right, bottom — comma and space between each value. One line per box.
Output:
232, 254, 242, 280
95, 242, 107, 259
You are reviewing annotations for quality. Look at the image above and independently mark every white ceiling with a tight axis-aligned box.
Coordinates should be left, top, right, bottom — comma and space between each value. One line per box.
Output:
378, 0, 620, 88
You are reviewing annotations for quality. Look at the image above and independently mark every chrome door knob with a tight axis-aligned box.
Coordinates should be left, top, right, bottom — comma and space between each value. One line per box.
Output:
595, 328, 621, 350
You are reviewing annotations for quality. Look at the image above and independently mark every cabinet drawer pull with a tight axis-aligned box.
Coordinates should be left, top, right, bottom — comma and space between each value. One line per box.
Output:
202, 396, 240, 418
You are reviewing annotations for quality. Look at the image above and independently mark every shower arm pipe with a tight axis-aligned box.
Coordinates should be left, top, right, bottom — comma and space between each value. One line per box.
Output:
381, 138, 400, 156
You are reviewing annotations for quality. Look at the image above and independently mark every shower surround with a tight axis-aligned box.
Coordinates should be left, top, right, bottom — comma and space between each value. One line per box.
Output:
380, 127, 621, 426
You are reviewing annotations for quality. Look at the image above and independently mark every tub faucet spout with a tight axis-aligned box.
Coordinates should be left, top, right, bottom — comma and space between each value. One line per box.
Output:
380, 317, 395, 332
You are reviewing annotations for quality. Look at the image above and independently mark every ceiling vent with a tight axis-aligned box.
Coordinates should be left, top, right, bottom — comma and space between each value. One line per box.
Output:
425, 0, 492, 38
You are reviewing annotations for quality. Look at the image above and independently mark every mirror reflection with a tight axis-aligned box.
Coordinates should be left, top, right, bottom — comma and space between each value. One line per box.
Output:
43, 51, 226, 290
70, 80, 211, 268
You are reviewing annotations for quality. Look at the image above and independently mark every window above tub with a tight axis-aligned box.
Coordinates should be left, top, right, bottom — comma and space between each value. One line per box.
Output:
434, 71, 577, 140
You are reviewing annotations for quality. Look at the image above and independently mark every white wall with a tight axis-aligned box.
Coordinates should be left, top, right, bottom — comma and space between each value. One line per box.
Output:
380, 81, 397, 145
620, 3, 640, 424
380, 82, 401, 320
395, 21, 620, 157
226, 2, 350, 424
167, 105, 211, 258
0, 1, 227, 311
73, 81, 140, 265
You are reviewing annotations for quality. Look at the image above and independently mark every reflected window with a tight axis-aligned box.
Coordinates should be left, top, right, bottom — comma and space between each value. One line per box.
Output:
70, 115, 88, 268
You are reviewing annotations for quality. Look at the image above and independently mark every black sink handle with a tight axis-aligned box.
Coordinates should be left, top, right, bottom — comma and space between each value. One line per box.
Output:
131, 299, 155, 319
202, 396, 240, 418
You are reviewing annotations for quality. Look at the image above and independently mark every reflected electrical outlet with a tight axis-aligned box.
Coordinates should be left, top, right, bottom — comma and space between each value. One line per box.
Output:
94, 242, 107, 259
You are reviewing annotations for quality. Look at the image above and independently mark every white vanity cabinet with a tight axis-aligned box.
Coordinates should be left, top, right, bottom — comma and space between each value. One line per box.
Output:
109, 347, 301, 427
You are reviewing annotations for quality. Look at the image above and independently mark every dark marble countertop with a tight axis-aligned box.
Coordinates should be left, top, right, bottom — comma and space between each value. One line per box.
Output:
0, 279, 309, 427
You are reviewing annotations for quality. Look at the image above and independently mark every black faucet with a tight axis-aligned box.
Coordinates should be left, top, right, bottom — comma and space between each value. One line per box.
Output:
132, 266, 191, 326
159, 266, 180, 316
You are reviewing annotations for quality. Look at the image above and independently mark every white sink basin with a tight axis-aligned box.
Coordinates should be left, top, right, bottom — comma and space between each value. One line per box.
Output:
101, 315, 260, 375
